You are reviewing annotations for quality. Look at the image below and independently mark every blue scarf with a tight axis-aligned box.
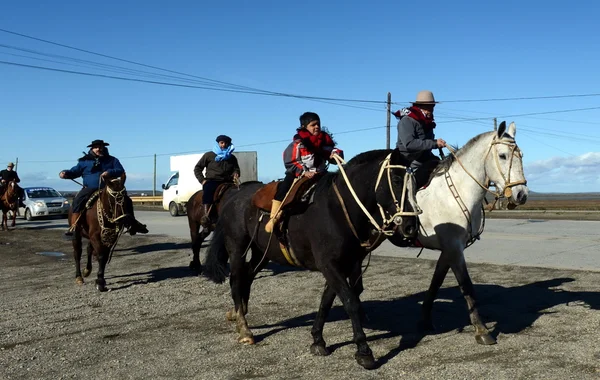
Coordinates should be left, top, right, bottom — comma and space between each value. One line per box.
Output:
213, 143, 235, 162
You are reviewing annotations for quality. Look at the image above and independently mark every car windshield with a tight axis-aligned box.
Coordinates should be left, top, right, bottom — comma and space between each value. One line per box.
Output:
27, 188, 62, 198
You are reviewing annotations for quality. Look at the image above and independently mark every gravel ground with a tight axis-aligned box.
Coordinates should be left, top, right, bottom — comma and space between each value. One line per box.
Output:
1, 228, 599, 380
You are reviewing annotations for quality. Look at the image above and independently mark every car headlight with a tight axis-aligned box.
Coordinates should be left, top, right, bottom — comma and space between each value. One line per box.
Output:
34, 201, 44, 207
63, 200, 69, 205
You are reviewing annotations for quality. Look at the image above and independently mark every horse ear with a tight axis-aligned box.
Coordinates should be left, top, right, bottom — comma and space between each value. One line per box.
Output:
497, 121, 506, 138
507, 121, 517, 138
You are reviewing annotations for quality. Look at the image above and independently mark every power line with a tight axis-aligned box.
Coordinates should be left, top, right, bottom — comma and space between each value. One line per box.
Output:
0, 28, 385, 104
4, 28, 600, 106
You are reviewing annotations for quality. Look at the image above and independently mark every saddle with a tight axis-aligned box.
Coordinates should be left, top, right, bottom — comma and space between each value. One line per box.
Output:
213, 183, 234, 203
251, 176, 317, 212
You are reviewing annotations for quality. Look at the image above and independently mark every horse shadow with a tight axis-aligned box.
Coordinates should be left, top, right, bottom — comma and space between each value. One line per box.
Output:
106, 266, 197, 290
115, 241, 192, 255
251, 277, 600, 367
22, 220, 68, 230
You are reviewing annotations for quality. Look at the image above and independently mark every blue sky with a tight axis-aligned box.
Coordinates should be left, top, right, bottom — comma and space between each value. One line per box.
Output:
1, 1, 599, 193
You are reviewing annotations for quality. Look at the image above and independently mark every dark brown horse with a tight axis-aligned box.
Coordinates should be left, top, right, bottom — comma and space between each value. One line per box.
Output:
186, 182, 259, 272
0, 180, 19, 230
70, 173, 133, 291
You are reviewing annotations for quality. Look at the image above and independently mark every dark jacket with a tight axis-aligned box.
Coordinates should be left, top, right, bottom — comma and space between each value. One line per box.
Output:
62, 148, 124, 190
0, 169, 20, 183
396, 114, 438, 165
194, 152, 240, 183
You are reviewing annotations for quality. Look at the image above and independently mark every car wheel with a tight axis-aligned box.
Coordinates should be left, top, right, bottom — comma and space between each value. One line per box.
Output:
25, 208, 33, 221
169, 202, 179, 217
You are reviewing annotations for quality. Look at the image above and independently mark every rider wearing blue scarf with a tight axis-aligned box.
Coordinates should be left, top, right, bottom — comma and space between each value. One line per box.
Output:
194, 134, 241, 226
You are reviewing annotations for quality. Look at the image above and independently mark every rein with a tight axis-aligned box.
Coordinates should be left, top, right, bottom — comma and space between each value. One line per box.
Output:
440, 135, 525, 244
330, 152, 421, 246
96, 178, 129, 261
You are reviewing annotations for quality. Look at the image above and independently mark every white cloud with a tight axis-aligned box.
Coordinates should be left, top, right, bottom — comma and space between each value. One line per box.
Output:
525, 152, 600, 192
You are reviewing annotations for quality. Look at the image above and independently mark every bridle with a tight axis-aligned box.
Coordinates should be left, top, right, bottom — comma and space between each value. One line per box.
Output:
445, 135, 527, 203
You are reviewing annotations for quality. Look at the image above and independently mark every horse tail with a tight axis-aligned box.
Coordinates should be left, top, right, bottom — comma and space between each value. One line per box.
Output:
203, 221, 229, 283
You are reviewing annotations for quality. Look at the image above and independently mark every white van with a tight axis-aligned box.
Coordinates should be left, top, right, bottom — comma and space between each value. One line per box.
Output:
162, 152, 258, 216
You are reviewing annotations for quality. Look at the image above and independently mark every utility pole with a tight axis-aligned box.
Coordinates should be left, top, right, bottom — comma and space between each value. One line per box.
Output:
386, 92, 391, 149
153, 154, 157, 196
15, 157, 18, 171
493, 117, 497, 131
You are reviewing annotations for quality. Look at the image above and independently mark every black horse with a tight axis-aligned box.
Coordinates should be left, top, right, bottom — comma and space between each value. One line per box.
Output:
203, 149, 419, 369
186, 182, 261, 273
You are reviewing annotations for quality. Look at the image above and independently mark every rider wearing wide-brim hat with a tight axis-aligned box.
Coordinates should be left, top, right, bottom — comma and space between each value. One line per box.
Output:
59, 139, 148, 237
394, 90, 447, 188
0, 162, 26, 208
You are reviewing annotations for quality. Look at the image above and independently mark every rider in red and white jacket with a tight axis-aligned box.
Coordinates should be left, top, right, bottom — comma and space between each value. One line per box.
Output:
265, 112, 343, 233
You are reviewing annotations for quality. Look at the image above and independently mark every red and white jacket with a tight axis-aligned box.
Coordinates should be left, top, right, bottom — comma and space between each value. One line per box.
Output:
282, 132, 343, 177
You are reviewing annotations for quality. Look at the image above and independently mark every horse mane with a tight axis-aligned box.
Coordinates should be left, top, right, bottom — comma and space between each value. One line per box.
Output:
315, 149, 395, 193
433, 131, 494, 176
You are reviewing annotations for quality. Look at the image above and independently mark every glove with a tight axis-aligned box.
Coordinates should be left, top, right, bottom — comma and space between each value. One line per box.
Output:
331, 148, 344, 159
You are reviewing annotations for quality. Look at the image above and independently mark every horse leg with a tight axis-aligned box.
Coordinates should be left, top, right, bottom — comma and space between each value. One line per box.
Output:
82, 242, 93, 278
189, 225, 210, 273
72, 231, 84, 285
322, 263, 375, 370
310, 282, 336, 356
450, 257, 496, 345
226, 240, 258, 344
225, 247, 267, 322
420, 256, 450, 332
10, 209, 16, 227
92, 240, 109, 292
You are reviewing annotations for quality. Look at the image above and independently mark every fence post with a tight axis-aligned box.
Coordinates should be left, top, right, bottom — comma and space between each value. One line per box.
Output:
153, 154, 157, 196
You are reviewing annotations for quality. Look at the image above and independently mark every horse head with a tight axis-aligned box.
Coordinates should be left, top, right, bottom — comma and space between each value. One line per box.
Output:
103, 172, 127, 195
374, 149, 420, 239
1, 180, 18, 203
485, 121, 529, 205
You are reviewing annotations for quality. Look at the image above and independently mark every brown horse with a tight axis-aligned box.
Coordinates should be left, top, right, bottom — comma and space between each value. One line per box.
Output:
186, 182, 257, 273
70, 173, 133, 291
0, 180, 19, 230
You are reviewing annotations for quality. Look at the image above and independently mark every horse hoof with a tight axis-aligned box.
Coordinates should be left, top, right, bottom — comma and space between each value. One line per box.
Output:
225, 310, 237, 321
75, 277, 84, 285
238, 335, 255, 345
355, 352, 376, 370
82, 269, 91, 278
95, 280, 107, 292
418, 319, 435, 333
475, 334, 496, 345
189, 261, 202, 273
310, 343, 330, 356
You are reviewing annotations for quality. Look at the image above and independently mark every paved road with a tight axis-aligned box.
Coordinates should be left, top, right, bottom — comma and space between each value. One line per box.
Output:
19, 211, 600, 272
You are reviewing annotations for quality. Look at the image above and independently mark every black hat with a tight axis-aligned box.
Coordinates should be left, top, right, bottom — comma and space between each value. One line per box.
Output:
87, 139, 110, 148
215, 135, 232, 145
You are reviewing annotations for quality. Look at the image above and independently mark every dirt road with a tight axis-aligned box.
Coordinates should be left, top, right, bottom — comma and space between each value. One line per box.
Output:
1, 229, 599, 379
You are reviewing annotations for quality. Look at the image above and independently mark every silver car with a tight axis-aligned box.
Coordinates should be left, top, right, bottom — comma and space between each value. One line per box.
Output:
19, 187, 70, 221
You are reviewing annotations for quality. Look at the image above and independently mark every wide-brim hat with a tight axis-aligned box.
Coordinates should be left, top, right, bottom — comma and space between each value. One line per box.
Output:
87, 139, 110, 148
413, 90, 438, 105
7, 162, 14, 167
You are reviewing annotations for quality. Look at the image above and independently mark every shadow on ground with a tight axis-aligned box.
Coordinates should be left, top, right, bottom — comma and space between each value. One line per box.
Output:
250, 277, 600, 368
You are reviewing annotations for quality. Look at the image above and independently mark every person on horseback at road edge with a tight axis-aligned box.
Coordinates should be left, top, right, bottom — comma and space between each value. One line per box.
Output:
194, 134, 240, 227
265, 111, 344, 233
0, 162, 26, 208
59, 139, 148, 237
394, 90, 447, 189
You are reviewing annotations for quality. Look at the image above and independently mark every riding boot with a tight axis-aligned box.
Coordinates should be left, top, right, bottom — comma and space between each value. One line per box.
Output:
128, 218, 149, 235
65, 212, 81, 236
200, 204, 211, 227
264, 200, 282, 233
